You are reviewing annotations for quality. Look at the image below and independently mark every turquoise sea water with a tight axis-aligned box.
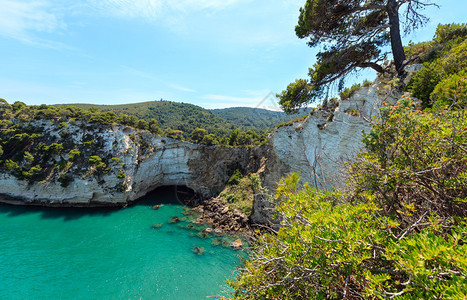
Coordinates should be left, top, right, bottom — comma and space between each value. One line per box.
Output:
0, 188, 246, 299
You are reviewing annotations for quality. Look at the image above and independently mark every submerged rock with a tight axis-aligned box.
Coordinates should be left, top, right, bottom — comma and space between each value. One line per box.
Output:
151, 223, 163, 229
152, 205, 161, 210
192, 246, 205, 255
212, 238, 222, 246
221, 240, 231, 248
196, 231, 209, 239
168, 216, 181, 224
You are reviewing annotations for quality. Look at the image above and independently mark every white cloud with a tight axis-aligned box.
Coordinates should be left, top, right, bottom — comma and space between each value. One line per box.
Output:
202, 89, 280, 109
86, 0, 247, 21
0, 1, 60, 39
169, 84, 196, 93
0, 0, 72, 49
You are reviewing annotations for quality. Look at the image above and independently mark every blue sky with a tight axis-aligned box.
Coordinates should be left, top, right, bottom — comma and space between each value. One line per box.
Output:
0, 0, 465, 109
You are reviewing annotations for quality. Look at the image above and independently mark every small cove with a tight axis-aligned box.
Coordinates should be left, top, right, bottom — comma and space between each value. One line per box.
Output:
0, 187, 246, 299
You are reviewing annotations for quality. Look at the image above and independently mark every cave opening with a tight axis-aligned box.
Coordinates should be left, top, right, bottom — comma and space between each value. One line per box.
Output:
134, 185, 201, 207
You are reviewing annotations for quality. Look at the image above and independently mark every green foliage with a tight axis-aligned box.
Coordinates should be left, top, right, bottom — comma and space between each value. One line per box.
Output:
67, 149, 81, 162
339, 83, 363, 100
277, 79, 316, 113
4, 159, 20, 173
190, 128, 208, 144
434, 23, 467, 45
88, 155, 109, 173
432, 71, 467, 107
344, 108, 360, 117
21, 165, 42, 179
211, 107, 310, 131
219, 173, 263, 216
406, 24, 467, 108
111, 157, 122, 163
116, 172, 126, 179
407, 62, 443, 105
227, 169, 243, 186
231, 101, 467, 298
88, 155, 102, 165
23, 151, 34, 166
83, 140, 95, 146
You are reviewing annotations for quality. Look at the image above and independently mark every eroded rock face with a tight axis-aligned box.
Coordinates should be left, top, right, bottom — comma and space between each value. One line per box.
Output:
0, 123, 260, 206
262, 77, 402, 190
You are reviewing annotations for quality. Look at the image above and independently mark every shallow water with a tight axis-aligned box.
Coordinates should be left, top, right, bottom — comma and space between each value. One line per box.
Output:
0, 188, 245, 299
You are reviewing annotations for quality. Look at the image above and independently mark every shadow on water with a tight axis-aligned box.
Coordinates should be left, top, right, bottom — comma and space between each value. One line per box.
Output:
0, 185, 198, 221
0, 203, 119, 221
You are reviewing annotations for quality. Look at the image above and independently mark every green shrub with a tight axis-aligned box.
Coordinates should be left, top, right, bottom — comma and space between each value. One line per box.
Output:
83, 140, 95, 146
407, 62, 443, 107
432, 71, 467, 107
116, 172, 126, 179
111, 157, 122, 163
434, 23, 467, 45
227, 169, 242, 186
22, 165, 42, 179
339, 83, 362, 100
4, 159, 20, 172
67, 149, 81, 161
88, 155, 109, 173
344, 108, 360, 117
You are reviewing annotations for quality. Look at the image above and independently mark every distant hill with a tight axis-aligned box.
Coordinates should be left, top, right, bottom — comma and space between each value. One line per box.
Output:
210, 107, 306, 130
56, 101, 238, 137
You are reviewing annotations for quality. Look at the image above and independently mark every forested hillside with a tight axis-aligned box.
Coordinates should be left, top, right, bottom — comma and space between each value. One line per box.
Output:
57, 101, 238, 138
211, 107, 310, 130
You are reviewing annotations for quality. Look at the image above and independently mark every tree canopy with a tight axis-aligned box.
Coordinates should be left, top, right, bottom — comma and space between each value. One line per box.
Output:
279, 0, 437, 113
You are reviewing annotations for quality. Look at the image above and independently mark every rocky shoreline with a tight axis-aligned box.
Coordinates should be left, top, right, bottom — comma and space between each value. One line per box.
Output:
191, 198, 251, 233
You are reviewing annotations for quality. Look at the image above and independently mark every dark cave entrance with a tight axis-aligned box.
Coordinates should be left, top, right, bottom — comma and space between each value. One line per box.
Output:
135, 185, 201, 207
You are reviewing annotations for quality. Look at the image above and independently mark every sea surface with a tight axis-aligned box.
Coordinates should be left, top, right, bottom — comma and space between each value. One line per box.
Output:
0, 188, 246, 299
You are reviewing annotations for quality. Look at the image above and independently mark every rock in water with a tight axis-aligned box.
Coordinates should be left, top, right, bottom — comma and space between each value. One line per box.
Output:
212, 238, 222, 246
168, 216, 181, 224
232, 239, 243, 250
192, 246, 205, 255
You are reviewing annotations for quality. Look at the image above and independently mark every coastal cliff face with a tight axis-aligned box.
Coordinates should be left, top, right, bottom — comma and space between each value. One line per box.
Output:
0, 122, 259, 206
262, 75, 406, 190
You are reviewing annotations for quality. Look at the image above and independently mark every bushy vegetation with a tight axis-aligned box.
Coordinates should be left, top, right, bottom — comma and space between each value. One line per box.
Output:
229, 99, 466, 299
218, 172, 263, 216
339, 81, 371, 100
406, 23, 467, 108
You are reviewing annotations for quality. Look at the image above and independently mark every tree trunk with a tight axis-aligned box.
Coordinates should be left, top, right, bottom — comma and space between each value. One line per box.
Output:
387, 0, 406, 74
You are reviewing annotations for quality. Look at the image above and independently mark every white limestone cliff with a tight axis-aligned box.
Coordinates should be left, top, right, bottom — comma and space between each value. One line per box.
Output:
262, 76, 403, 190
0, 122, 258, 206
